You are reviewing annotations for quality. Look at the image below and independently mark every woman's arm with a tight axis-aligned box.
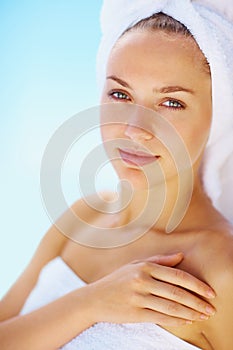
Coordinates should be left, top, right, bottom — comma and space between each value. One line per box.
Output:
0, 194, 94, 320
0, 224, 67, 321
0, 253, 217, 350
0, 284, 96, 350
0, 198, 97, 350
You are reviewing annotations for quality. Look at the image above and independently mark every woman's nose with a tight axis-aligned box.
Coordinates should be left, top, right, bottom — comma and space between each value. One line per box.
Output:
124, 124, 153, 141
123, 104, 155, 141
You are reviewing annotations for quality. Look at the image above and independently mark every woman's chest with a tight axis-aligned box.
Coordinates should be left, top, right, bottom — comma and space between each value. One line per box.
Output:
60, 233, 214, 349
60, 227, 206, 283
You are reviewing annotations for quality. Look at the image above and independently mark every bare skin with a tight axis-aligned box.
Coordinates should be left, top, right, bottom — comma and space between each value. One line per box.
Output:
0, 191, 232, 349
0, 30, 233, 350
60, 192, 233, 350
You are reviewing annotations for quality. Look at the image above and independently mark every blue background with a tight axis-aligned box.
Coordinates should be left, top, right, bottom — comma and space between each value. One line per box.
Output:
0, 0, 114, 297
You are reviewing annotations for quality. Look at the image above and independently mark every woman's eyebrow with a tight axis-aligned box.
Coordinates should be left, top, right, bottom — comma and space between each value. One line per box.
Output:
107, 75, 195, 95
107, 75, 132, 89
154, 86, 195, 94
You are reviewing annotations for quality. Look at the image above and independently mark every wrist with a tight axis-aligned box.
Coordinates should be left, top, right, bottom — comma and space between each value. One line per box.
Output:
75, 284, 102, 326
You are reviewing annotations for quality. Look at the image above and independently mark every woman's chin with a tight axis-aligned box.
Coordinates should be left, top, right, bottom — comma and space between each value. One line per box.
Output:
112, 160, 167, 191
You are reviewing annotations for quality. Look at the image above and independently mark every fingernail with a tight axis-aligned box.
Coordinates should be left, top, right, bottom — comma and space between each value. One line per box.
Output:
200, 314, 209, 320
206, 290, 216, 298
186, 320, 193, 324
206, 306, 215, 315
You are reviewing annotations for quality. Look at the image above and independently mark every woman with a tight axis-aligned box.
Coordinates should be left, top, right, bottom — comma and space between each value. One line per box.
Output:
0, 1, 233, 349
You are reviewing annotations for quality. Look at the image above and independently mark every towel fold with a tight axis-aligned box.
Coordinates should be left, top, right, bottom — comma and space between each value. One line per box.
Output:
96, 0, 233, 223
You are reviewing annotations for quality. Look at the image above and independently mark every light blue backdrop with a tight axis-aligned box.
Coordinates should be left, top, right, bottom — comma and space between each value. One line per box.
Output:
0, 0, 118, 298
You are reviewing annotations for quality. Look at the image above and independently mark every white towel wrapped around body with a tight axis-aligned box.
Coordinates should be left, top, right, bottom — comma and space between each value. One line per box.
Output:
20, 257, 201, 349
96, 0, 233, 223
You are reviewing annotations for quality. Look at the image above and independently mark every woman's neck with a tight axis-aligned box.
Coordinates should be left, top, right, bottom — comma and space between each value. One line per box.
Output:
114, 173, 216, 234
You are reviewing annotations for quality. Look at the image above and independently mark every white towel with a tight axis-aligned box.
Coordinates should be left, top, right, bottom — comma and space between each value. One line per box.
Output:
20, 257, 201, 350
96, 0, 233, 223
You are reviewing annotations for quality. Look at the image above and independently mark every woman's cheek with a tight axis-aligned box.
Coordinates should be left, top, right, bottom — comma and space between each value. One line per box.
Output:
101, 123, 125, 142
181, 124, 210, 164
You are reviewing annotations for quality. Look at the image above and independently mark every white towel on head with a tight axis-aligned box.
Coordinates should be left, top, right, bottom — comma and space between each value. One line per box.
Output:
96, 0, 233, 223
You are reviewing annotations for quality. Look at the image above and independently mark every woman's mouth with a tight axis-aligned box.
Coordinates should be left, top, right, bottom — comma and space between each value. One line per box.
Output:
118, 148, 160, 166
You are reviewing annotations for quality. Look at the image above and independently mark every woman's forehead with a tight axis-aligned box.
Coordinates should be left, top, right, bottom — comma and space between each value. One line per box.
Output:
107, 30, 209, 78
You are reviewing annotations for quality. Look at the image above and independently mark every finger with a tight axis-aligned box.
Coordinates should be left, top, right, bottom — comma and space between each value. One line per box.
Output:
145, 252, 184, 267
148, 264, 216, 299
140, 294, 207, 321
146, 277, 216, 316
139, 308, 192, 327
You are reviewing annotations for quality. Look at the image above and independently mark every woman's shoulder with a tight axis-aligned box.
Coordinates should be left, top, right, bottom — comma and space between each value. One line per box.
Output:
197, 225, 233, 349
209, 224, 233, 289
196, 221, 233, 277
200, 222, 233, 262
69, 191, 116, 220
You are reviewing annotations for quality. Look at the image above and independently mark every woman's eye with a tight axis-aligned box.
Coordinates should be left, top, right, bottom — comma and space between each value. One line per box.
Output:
162, 100, 184, 109
108, 91, 130, 101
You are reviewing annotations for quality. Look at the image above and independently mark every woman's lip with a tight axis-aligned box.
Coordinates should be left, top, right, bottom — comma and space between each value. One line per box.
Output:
120, 148, 155, 157
118, 148, 160, 166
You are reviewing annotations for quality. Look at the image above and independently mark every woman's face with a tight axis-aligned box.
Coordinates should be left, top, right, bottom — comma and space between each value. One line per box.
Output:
100, 30, 212, 188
